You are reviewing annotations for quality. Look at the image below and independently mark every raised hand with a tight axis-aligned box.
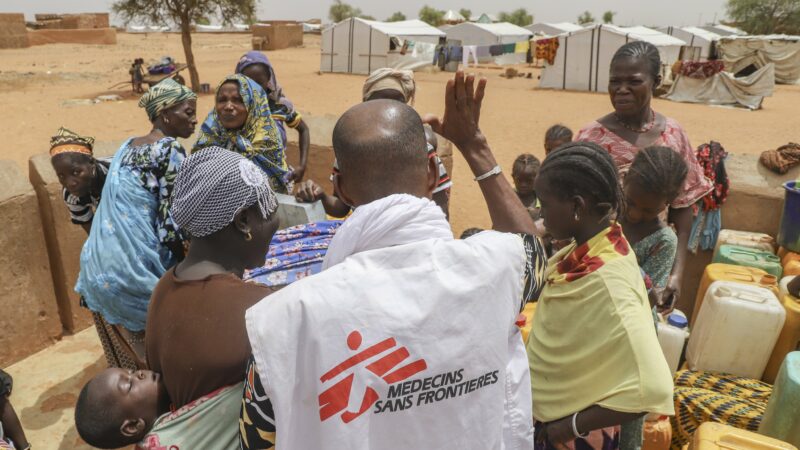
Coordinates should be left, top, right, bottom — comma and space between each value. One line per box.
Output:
423, 71, 487, 153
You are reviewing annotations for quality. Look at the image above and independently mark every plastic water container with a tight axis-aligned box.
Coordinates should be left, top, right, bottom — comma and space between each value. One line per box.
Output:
782, 252, 800, 277
778, 181, 800, 253
687, 281, 786, 379
713, 245, 783, 278
763, 277, 800, 383
643, 416, 671, 450
692, 264, 779, 325
760, 351, 800, 448
714, 229, 776, 256
779, 247, 791, 260
657, 313, 689, 374
690, 422, 798, 450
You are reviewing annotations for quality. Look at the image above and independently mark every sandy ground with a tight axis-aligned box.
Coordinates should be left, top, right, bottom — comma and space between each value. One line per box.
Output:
2, 32, 800, 233
2, 32, 800, 449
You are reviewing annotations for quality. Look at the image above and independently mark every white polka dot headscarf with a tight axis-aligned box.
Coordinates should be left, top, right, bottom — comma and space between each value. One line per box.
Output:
171, 146, 278, 237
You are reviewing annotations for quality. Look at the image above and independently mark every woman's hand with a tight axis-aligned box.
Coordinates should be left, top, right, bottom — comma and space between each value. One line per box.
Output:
289, 165, 306, 183
294, 180, 325, 203
423, 71, 487, 153
658, 274, 681, 314
545, 417, 575, 447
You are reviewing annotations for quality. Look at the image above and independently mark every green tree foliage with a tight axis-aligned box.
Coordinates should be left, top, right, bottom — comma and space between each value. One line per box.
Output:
577, 10, 595, 25
602, 11, 616, 24
329, 0, 362, 23
726, 0, 800, 34
386, 11, 407, 22
459, 8, 472, 21
112, 0, 255, 92
499, 8, 533, 26
419, 6, 445, 26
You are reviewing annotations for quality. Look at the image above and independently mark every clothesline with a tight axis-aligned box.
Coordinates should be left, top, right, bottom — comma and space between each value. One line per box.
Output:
402, 39, 533, 68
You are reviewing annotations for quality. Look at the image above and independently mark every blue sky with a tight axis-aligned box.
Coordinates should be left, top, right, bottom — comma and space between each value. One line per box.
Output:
6, 0, 729, 27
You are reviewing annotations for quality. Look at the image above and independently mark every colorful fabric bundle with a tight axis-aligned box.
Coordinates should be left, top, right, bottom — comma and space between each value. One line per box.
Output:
138, 77, 196, 122
670, 369, 771, 450
679, 60, 725, 79
244, 220, 343, 287
760, 142, 800, 174
535, 38, 559, 65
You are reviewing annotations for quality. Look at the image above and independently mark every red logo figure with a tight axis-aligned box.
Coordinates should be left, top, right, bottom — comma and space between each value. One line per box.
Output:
318, 330, 427, 423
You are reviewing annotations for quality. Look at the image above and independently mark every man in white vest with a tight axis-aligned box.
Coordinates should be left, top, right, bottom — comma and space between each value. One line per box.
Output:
242, 71, 547, 449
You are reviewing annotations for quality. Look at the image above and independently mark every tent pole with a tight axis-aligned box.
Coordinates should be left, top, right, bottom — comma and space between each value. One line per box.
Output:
589, 27, 595, 91
562, 34, 568, 90
330, 24, 335, 72
368, 27, 373, 73
595, 25, 602, 92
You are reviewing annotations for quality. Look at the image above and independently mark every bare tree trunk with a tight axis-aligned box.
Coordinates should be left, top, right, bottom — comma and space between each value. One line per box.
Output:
180, 16, 200, 92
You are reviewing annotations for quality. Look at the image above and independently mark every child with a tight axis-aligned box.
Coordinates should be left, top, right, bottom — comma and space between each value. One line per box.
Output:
527, 142, 673, 450
620, 146, 688, 302
512, 153, 541, 212
1, 370, 29, 450
75, 368, 241, 449
543, 124, 573, 155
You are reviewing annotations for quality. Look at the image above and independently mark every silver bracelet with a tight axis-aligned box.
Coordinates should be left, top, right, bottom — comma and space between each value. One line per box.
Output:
474, 164, 502, 181
572, 412, 588, 439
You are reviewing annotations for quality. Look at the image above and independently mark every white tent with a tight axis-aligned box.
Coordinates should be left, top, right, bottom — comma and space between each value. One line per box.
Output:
443, 10, 466, 24
445, 22, 533, 64
320, 18, 445, 74
540, 25, 685, 92
475, 13, 499, 24
665, 63, 774, 110
701, 24, 747, 37
526, 22, 584, 37
660, 26, 722, 60
717, 35, 800, 84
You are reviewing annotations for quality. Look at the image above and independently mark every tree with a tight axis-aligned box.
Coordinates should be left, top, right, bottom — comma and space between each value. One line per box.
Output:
329, 0, 362, 23
112, 0, 255, 92
459, 8, 472, 21
499, 8, 533, 26
418, 6, 445, 26
577, 10, 595, 25
359, 14, 376, 20
602, 10, 616, 24
726, 0, 800, 34
386, 11, 406, 22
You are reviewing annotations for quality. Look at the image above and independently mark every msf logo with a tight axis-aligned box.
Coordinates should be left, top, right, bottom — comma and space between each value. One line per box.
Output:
318, 330, 427, 423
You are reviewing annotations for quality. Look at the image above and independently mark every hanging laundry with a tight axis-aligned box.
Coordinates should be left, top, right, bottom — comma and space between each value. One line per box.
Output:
489, 44, 503, 56
447, 45, 463, 64
689, 141, 730, 252
476, 45, 491, 62
515, 41, 530, 54
502, 43, 516, 54
535, 38, 559, 65
462, 45, 478, 67
679, 60, 725, 79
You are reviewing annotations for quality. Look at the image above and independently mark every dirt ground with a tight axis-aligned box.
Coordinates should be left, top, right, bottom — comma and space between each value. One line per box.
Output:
2, 32, 799, 233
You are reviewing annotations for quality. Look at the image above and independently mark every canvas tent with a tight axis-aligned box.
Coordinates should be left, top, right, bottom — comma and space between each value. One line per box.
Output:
717, 35, 800, 84
475, 13, 499, 24
539, 24, 685, 92
320, 18, 445, 74
701, 24, 747, 37
443, 10, 466, 24
444, 22, 533, 64
665, 63, 775, 110
660, 26, 722, 60
526, 22, 584, 37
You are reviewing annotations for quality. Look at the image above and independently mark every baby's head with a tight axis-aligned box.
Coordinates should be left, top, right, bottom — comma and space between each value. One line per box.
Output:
512, 153, 541, 196
460, 227, 484, 239
544, 124, 573, 155
75, 368, 169, 449
624, 146, 688, 224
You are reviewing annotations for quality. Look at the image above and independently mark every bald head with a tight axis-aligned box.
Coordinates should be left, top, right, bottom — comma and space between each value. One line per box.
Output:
333, 100, 432, 206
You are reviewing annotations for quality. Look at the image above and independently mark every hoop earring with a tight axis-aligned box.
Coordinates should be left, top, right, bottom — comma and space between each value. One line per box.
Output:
574, 212, 579, 221
244, 231, 252, 241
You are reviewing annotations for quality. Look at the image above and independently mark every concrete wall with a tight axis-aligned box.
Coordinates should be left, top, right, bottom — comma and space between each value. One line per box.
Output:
0, 13, 30, 49
0, 161, 62, 367
676, 153, 797, 319
28, 28, 117, 46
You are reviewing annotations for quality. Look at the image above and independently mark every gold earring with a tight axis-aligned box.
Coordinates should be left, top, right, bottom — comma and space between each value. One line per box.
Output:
245, 231, 252, 241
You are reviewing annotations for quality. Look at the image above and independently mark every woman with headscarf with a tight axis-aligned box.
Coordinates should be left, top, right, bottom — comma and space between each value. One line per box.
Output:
295, 68, 452, 217
146, 147, 279, 413
75, 77, 197, 370
49, 127, 109, 234
193, 74, 288, 193
235, 51, 310, 183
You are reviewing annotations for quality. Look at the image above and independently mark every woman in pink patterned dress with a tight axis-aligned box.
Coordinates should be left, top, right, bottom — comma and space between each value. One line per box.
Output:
575, 41, 712, 315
